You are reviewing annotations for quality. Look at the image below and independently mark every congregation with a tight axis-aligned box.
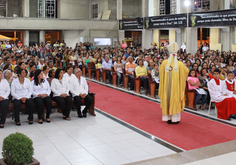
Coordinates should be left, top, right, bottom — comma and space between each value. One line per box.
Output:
0, 39, 236, 129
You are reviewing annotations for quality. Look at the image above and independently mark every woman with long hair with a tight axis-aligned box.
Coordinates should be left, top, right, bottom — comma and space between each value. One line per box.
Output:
32, 69, 52, 123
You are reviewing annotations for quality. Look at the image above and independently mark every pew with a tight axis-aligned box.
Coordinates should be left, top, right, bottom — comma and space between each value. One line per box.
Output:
74, 60, 78, 68
102, 69, 107, 83
112, 72, 117, 87
82, 66, 86, 76
123, 69, 129, 89
185, 81, 196, 110
95, 69, 101, 81
87, 62, 95, 79
148, 74, 156, 98
1, 93, 96, 122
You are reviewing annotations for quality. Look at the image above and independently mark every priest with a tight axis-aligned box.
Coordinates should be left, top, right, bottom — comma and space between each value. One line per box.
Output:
159, 42, 189, 124
208, 69, 236, 120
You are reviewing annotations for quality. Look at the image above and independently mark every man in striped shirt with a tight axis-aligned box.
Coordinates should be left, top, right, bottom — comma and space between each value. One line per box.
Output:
125, 57, 136, 90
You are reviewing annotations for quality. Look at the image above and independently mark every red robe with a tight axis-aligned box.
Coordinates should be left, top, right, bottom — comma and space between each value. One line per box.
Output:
209, 78, 236, 120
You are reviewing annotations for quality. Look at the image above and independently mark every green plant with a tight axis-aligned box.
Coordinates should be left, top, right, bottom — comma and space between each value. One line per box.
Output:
1, 132, 34, 165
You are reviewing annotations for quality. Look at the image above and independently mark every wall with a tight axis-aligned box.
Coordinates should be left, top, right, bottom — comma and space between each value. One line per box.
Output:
210, 0, 224, 11
64, 30, 83, 48
8, 0, 23, 17
29, 0, 38, 17
29, 31, 39, 43
90, 30, 117, 47
58, 0, 89, 19
122, 0, 142, 18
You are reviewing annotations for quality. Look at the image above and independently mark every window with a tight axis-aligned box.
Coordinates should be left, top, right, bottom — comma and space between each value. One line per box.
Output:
159, 0, 165, 15
0, 0, 7, 17
38, 0, 57, 18
194, 0, 210, 11
94, 38, 111, 46
92, 4, 98, 19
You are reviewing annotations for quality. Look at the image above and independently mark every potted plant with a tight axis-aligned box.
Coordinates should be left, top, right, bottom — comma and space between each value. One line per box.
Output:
0, 132, 40, 165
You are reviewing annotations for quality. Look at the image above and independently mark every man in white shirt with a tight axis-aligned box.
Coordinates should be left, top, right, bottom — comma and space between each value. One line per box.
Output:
143, 55, 149, 68
70, 68, 93, 118
181, 42, 186, 52
37, 58, 45, 69
102, 56, 113, 84
202, 43, 209, 52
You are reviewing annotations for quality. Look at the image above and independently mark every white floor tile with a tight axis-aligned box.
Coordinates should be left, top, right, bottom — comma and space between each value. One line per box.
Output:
77, 137, 104, 147
61, 147, 92, 159
84, 143, 115, 155
97, 134, 125, 143
107, 140, 137, 151
35, 151, 68, 164
117, 147, 151, 160
94, 151, 131, 164
68, 155, 103, 165
117, 131, 144, 140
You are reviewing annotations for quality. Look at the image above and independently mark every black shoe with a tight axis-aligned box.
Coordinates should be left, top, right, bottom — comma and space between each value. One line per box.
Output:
230, 115, 236, 119
78, 114, 83, 118
46, 118, 51, 123
227, 117, 231, 121
0, 125, 4, 128
172, 122, 180, 124
15, 122, 21, 126
167, 120, 172, 124
38, 120, 43, 124
82, 110, 87, 118
29, 121, 33, 125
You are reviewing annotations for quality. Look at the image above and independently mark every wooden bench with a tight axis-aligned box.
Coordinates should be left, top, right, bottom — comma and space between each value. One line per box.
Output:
1, 93, 96, 122
82, 65, 86, 76
95, 69, 101, 81
87, 62, 95, 79
148, 74, 157, 98
185, 81, 196, 110
122, 69, 130, 89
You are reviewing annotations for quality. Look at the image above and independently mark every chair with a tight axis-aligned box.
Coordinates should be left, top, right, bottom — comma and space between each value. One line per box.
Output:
148, 73, 156, 98
208, 100, 217, 115
185, 81, 197, 110
87, 62, 95, 79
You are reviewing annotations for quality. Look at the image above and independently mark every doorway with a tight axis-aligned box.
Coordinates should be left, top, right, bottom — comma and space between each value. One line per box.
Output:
197, 28, 209, 48
159, 30, 169, 47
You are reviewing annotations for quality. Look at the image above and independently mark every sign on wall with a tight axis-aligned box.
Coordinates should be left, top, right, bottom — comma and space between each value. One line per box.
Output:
119, 18, 143, 30
145, 14, 187, 29
189, 9, 236, 27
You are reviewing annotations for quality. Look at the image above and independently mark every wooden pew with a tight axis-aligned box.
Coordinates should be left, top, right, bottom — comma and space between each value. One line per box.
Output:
102, 69, 107, 83
185, 81, 197, 110
148, 73, 156, 98
82, 66, 86, 76
134, 72, 141, 94
123, 69, 129, 89
95, 69, 101, 81
74, 60, 78, 68
87, 62, 95, 79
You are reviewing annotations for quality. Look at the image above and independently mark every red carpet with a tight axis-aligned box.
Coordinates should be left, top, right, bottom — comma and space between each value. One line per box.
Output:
89, 81, 236, 151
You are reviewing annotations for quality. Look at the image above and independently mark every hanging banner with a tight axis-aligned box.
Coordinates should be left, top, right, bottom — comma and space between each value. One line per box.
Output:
145, 14, 187, 29
189, 9, 236, 27
119, 18, 143, 30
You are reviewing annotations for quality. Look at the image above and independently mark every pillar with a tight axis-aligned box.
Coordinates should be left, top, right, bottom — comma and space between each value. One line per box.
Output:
186, 0, 197, 54
83, 29, 90, 43
225, 0, 231, 9
39, 31, 45, 44
117, 0, 124, 43
153, 30, 159, 48
23, 0, 30, 17
149, 0, 159, 48
24, 31, 29, 47
142, 0, 151, 49
169, 30, 176, 43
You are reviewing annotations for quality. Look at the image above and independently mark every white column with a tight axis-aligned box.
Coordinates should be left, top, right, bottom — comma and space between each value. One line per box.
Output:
39, 31, 45, 44
23, 0, 30, 17
117, 0, 124, 43
83, 29, 90, 43
186, 0, 197, 54
24, 31, 29, 47
142, 0, 151, 49
176, 0, 185, 47
225, 0, 231, 9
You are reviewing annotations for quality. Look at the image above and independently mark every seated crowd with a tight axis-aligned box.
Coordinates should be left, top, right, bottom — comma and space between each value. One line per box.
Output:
1, 40, 236, 122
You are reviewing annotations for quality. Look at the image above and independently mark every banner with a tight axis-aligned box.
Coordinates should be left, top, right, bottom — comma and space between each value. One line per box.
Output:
145, 14, 187, 29
119, 18, 143, 30
189, 9, 236, 27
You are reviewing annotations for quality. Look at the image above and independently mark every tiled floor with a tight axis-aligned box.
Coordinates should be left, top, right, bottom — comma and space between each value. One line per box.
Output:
0, 109, 175, 165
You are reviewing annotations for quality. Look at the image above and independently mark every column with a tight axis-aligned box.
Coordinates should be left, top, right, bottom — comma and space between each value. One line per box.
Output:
224, 0, 231, 9
142, 0, 152, 49
186, 0, 197, 54
176, 0, 185, 47
39, 31, 45, 44
169, 30, 176, 43
24, 31, 29, 47
149, 0, 159, 48
23, 0, 30, 17
117, 0, 124, 43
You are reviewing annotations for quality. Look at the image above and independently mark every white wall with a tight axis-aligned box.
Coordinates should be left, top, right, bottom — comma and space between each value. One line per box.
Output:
64, 30, 83, 48
59, 0, 89, 19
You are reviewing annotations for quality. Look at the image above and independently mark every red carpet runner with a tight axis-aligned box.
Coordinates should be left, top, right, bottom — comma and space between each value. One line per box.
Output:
89, 81, 236, 150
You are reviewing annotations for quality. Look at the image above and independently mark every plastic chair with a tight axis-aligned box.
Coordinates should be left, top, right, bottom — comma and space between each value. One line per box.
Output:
208, 100, 217, 115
